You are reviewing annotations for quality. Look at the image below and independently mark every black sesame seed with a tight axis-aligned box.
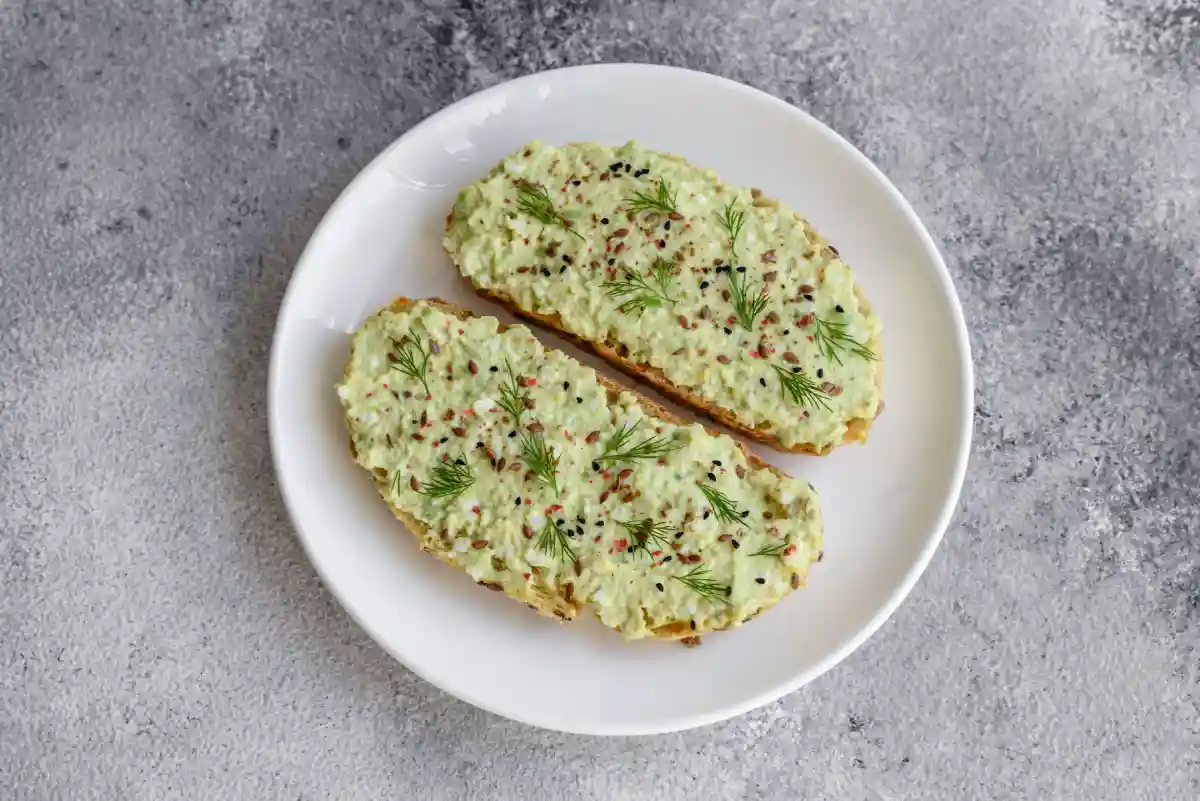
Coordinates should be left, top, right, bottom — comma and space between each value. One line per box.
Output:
556, 518, 565, 526
804, 293, 813, 301
663, 555, 673, 563
572, 180, 581, 186
635, 169, 648, 177
759, 377, 767, 387
592, 461, 600, 471
817, 368, 824, 378
563, 381, 570, 390
541, 268, 551, 277
700, 281, 710, 289
601, 216, 610, 224
559, 265, 567, 274
732, 540, 740, 549
741, 510, 750, 518
656, 582, 665, 592
576, 397, 583, 404
624, 164, 632, 173
577, 515, 586, 523
562, 254, 571, 263
515, 497, 522, 506
440, 437, 448, 444
835, 304, 844, 313
782, 329, 790, 336
690, 620, 696, 631
675, 531, 684, 538
736, 265, 746, 273
657, 239, 666, 248
664, 220, 671, 230
713, 460, 722, 466
575, 526, 583, 536
723, 327, 732, 335
489, 365, 498, 372
607, 258, 615, 266
792, 367, 801, 374
707, 472, 717, 482
596, 520, 605, 527
476, 442, 484, 449
755, 577, 766, 585
508, 431, 517, 438
703, 510, 711, 520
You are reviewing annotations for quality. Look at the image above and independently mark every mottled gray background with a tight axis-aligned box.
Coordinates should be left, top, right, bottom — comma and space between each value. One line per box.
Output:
1, 0, 1197, 798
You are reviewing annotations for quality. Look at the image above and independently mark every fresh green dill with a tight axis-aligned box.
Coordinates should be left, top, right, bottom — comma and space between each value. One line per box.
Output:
535, 519, 576, 563
623, 178, 679, 215
671, 565, 732, 605
771, 364, 832, 411
415, 455, 475, 501
520, 430, 560, 496
715, 200, 746, 258
749, 540, 788, 557
597, 420, 682, 464
727, 267, 770, 331
514, 180, 584, 241
496, 360, 528, 421
617, 518, 675, 556
811, 313, 877, 365
388, 334, 432, 396
600, 259, 677, 315
697, 484, 749, 528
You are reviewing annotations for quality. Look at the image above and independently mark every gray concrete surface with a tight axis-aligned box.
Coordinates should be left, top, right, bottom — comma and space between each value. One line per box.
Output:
2, 1, 1197, 798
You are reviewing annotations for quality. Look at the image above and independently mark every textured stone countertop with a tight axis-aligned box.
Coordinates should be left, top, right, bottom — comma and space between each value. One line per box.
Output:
2, 1, 1197, 799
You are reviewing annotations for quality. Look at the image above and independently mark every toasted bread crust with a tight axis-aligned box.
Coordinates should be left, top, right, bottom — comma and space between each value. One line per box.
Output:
346, 296, 815, 642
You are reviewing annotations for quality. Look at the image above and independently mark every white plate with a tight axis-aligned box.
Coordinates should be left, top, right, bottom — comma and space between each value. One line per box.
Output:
269, 64, 972, 735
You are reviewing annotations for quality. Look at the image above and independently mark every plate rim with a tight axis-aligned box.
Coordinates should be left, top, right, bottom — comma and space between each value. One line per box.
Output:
268, 62, 975, 735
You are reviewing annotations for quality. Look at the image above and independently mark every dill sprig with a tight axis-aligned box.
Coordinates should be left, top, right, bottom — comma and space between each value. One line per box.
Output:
671, 565, 732, 606
772, 364, 832, 411
535, 519, 576, 563
415, 455, 475, 501
812, 313, 877, 365
388, 334, 432, 396
496, 360, 528, 421
697, 484, 749, 528
617, 518, 675, 556
624, 179, 679, 215
727, 267, 770, 331
520, 430, 560, 496
749, 540, 788, 557
514, 180, 584, 241
715, 200, 746, 258
597, 420, 682, 464
600, 259, 676, 314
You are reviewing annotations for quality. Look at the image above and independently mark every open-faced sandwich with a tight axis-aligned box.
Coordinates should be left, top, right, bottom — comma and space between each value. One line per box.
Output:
337, 298, 823, 642
444, 141, 883, 455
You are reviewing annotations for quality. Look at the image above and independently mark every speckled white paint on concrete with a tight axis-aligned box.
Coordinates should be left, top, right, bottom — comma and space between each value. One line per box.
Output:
1, 1, 1197, 799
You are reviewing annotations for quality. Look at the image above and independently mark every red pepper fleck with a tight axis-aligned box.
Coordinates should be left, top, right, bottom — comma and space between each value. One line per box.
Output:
366, 392, 373, 398
468, 360, 478, 375
472, 506, 481, 516
525, 378, 537, 387
412, 433, 425, 441
613, 538, 628, 552
783, 544, 797, 556
599, 491, 610, 503
523, 573, 531, 580
471, 539, 488, 549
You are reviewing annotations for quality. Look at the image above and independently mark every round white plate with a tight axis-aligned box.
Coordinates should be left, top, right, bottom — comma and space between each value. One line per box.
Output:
269, 64, 972, 735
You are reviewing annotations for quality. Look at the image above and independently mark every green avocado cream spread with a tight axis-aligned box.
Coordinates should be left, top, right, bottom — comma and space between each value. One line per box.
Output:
338, 302, 823, 639
444, 141, 883, 453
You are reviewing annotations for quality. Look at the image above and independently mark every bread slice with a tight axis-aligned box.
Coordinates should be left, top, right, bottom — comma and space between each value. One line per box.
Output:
338, 297, 823, 643
444, 140, 883, 455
